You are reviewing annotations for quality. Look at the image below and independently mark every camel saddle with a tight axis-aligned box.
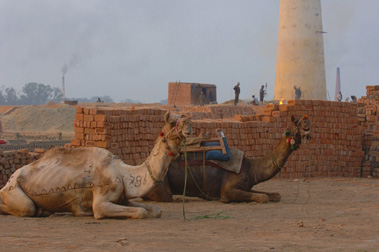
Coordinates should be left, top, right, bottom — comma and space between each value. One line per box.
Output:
180, 137, 244, 174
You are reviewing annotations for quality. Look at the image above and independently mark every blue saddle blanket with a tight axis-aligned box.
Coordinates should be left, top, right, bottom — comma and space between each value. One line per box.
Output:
202, 137, 231, 161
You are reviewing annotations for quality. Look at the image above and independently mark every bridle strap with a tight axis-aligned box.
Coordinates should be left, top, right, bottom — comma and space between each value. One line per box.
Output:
145, 160, 164, 185
164, 118, 183, 140
272, 155, 283, 172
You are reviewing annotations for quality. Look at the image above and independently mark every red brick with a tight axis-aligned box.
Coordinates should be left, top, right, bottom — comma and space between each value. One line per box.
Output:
279, 105, 288, 111
75, 114, 84, 120
33, 148, 46, 154
71, 139, 81, 146
266, 104, 279, 110
85, 141, 95, 147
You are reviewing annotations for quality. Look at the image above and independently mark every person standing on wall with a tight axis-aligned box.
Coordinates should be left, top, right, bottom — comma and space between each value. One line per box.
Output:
337, 91, 343, 102
233, 82, 240, 105
199, 90, 206, 106
259, 85, 265, 104
294, 85, 301, 100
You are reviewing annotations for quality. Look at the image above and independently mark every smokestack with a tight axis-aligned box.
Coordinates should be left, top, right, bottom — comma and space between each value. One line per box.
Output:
334, 67, 341, 101
62, 76, 65, 101
274, 0, 327, 100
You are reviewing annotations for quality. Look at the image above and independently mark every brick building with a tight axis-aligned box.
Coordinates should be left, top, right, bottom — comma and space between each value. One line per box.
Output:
168, 82, 217, 106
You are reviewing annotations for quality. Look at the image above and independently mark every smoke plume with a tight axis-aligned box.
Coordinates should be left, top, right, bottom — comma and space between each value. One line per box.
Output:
61, 53, 80, 76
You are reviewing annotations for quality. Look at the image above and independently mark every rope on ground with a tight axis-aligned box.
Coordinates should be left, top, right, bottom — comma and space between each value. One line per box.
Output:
292, 146, 311, 204
181, 142, 223, 220
305, 151, 311, 203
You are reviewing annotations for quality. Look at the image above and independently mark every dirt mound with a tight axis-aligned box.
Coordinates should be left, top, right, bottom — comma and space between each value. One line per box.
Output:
1, 104, 75, 133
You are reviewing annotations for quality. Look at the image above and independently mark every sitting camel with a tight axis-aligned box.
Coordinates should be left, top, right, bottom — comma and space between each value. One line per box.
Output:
147, 115, 310, 203
0, 112, 192, 219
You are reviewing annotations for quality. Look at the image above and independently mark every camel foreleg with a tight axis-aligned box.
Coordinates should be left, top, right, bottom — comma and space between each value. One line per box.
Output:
93, 201, 148, 220
250, 189, 281, 202
35, 208, 53, 217
221, 188, 269, 203
127, 201, 162, 218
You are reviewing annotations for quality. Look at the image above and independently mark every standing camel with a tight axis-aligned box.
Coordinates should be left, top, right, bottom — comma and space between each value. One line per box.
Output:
0, 112, 192, 219
147, 115, 310, 203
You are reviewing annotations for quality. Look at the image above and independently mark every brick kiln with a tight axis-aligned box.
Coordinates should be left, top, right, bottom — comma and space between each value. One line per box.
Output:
168, 82, 217, 106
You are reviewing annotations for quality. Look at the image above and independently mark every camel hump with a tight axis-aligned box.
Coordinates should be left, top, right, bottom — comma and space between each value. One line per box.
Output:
40, 147, 113, 162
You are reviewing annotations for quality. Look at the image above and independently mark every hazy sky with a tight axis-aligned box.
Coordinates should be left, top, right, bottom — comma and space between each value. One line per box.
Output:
1, 0, 378, 103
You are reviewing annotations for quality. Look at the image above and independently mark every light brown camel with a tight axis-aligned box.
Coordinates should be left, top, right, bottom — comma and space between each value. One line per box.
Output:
147, 115, 310, 203
0, 112, 192, 219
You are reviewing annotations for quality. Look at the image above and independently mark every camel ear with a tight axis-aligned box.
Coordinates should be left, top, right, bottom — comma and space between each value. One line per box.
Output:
164, 111, 170, 123
291, 115, 295, 122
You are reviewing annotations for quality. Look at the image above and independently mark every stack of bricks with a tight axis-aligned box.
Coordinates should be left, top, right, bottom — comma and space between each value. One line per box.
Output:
267, 100, 364, 178
164, 105, 256, 120
69, 106, 167, 166
359, 86, 379, 177
0, 148, 45, 188
190, 100, 364, 178
68, 100, 364, 178
208, 105, 255, 119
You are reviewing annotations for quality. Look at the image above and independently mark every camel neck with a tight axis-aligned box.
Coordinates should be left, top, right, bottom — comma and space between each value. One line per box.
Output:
271, 137, 294, 170
121, 138, 176, 198
247, 136, 293, 184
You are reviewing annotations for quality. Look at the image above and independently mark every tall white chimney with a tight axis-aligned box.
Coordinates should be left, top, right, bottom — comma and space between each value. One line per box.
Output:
274, 0, 327, 100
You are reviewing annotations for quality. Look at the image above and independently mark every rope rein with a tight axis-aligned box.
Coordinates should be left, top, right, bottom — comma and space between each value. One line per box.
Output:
272, 155, 283, 173
147, 118, 185, 186
145, 160, 164, 186
181, 140, 219, 220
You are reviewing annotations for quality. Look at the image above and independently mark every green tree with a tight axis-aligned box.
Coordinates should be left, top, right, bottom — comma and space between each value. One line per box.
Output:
20, 82, 54, 105
0, 87, 6, 105
100, 95, 114, 103
50, 87, 64, 103
4, 87, 19, 105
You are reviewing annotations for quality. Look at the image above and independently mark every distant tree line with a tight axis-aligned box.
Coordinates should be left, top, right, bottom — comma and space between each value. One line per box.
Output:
0, 82, 115, 105
72, 95, 114, 103
0, 82, 63, 105
0, 82, 167, 105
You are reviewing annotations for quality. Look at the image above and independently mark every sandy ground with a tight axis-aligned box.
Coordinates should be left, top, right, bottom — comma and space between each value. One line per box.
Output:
0, 178, 378, 252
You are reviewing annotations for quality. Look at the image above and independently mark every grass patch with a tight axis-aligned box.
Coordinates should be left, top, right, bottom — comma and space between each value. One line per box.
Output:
189, 211, 233, 220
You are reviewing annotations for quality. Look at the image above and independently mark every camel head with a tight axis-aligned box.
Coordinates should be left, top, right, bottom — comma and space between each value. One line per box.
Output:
285, 115, 311, 150
160, 112, 192, 154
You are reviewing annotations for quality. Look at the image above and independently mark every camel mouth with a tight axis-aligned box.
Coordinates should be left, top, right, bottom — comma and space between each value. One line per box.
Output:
182, 131, 191, 138
302, 130, 311, 140
179, 119, 192, 139
181, 127, 192, 138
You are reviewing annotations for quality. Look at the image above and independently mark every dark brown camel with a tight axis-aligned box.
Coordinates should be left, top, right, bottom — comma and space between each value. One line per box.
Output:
146, 115, 310, 203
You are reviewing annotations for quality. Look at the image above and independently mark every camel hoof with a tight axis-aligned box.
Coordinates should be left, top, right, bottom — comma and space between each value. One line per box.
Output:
254, 194, 269, 203
134, 208, 148, 219
147, 206, 162, 218
268, 193, 281, 202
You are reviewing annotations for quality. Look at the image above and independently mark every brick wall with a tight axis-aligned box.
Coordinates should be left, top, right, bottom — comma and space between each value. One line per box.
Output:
0, 148, 45, 187
168, 82, 192, 105
163, 105, 256, 120
359, 86, 379, 177
70, 106, 167, 165
68, 100, 364, 178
